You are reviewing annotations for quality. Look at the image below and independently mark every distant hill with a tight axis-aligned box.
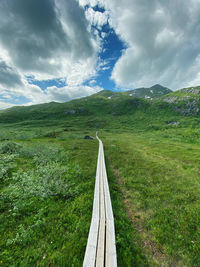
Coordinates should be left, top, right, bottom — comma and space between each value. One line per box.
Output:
92, 90, 115, 98
122, 84, 172, 99
92, 84, 172, 100
0, 85, 199, 125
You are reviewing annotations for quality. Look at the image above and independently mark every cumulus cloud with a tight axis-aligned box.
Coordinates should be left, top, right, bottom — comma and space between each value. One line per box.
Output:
0, 101, 16, 110
0, 0, 102, 108
0, 82, 102, 108
0, 0, 98, 79
45, 85, 102, 102
85, 7, 109, 29
1, 0, 200, 109
79, 0, 104, 8
100, 0, 200, 89
0, 59, 23, 88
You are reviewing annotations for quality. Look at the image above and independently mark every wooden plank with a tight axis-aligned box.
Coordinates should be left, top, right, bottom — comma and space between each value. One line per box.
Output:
82, 143, 101, 267
105, 220, 117, 266
83, 134, 117, 267
96, 149, 106, 267
101, 141, 117, 267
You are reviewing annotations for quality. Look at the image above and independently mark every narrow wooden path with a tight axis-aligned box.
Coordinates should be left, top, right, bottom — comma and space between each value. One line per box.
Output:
83, 134, 117, 267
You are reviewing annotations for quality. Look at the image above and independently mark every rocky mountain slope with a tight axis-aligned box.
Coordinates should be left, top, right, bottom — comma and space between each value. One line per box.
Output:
162, 86, 200, 115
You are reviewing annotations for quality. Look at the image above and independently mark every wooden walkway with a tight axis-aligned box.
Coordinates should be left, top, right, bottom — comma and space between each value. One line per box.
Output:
83, 134, 117, 267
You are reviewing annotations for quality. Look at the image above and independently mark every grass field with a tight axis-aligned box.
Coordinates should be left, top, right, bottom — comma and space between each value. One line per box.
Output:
0, 136, 98, 266
0, 94, 200, 266
103, 130, 200, 266
0, 129, 148, 267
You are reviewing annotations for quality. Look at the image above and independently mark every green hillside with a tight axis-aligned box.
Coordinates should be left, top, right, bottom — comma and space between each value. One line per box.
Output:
0, 85, 200, 266
161, 86, 200, 116
0, 85, 199, 132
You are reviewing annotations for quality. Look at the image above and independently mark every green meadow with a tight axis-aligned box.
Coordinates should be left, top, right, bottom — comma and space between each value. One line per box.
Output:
0, 127, 148, 267
0, 88, 200, 266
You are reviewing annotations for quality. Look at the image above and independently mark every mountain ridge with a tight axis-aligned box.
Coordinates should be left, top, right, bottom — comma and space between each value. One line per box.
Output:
92, 84, 172, 99
0, 85, 199, 124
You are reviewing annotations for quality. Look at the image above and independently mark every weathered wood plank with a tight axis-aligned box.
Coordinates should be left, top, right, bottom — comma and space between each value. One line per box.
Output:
82, 143, 101, 267
101, 141, 117, 267
83, 134, 117, 267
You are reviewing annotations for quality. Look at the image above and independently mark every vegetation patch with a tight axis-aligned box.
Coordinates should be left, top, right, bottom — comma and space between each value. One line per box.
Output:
0, 138, 97, 266
103, 132, 200, 266
0, 86, 200, 266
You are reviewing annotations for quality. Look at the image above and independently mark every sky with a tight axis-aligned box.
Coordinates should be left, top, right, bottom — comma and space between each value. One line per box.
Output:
0, 0, 200, 109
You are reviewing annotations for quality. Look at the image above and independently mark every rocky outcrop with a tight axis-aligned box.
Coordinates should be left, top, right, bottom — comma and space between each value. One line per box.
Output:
166, 121, 180, 126
163, 92, 200, 116
64, 109, 76, 114
180, 87, 200, 95
84, 135, 94, 140
64, 107, 88, 115
174, 100, 199, 116
78, 107, 88, 114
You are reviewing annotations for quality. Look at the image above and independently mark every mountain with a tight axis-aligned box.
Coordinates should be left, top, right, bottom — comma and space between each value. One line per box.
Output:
91, 84, 172, 100
122, 84, 172, 99
0, 85, 199, 126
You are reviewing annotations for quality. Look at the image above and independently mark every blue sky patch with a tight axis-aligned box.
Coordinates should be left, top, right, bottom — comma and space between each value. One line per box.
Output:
27, 76, 66, 91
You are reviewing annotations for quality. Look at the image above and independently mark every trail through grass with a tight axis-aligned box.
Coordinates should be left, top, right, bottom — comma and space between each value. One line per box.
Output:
0, 132, 148, 266
103, 132, 200, 266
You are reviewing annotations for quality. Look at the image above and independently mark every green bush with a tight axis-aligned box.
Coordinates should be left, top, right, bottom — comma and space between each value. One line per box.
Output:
0, 154, 16, 180
4, 161, 80, 203
19, 143, 69, 163
43, 131, 60, 138
0, 142, 21, 154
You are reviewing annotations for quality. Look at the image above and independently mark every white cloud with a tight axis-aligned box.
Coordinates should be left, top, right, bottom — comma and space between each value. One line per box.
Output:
66, 56, 97, 86
0, 59, 23, 88
79, 0, 105, 8
85, 7, 109, 29
99, 0, 200, 89
44, 85, 102, 102
1, 0, 200, 110
0, 0, 99, 79
102, 66, 110, 71
0, 82, 102, 107
0, 101, 17, 110
0, 0, 102, 108
89, 79, 97, 85
101, 32, 107, 39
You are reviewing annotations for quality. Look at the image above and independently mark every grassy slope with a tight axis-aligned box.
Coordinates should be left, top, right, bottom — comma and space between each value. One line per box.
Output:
0, 85, 172, 124
102, 130, 200, 266
0, 85, 200, 266
0, 137, 98, 266
0, 132, 148, 267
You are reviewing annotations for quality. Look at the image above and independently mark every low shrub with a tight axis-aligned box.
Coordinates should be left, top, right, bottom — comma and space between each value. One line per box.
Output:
3, 161, 80, 203
43, 131, 60, 138
0, 154, 16, 181
0, 142, 21, 154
